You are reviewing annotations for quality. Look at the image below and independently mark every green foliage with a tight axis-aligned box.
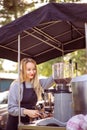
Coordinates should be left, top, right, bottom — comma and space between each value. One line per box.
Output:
0, 59, 4, 71
0, 0, 36, 25
0, 0, 81, 26
69, 49, 87, 75
38, 49, 87, 77
38, 56, 62, 76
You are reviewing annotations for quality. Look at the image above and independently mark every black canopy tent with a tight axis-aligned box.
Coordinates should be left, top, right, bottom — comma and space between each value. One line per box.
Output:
0, 2, 87, 64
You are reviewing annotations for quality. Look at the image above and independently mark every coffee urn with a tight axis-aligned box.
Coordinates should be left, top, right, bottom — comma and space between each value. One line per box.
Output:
71, 74, 87, 115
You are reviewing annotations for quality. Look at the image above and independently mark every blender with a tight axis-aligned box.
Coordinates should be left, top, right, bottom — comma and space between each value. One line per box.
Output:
35, 62, 73, 127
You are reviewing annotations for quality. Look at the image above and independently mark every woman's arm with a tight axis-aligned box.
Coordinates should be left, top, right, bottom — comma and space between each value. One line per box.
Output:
8, 81, 25, 117
39, 76, 55, 89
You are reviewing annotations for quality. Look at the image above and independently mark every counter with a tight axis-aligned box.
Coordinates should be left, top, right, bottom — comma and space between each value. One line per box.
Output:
18, 124, 66, 130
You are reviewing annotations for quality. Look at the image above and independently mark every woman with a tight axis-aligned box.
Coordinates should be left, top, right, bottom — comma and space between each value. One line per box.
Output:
6, 58, 54, 130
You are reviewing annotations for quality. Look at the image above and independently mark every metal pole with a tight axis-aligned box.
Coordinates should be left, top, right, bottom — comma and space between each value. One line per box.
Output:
18, 34, 21, 125
85, 23, 87, 73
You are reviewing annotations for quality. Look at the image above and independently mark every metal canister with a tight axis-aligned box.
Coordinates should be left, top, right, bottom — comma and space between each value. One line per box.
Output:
71, 74, 87, 115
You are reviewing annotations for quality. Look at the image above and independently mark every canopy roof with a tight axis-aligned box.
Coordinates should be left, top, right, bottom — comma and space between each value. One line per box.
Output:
0, 2, 87, 64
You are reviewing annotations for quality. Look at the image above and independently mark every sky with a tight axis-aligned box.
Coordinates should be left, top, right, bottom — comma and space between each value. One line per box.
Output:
2, 60, 17, 72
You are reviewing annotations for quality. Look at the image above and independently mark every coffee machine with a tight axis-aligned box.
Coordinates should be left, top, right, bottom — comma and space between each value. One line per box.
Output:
35, 62, 73, 127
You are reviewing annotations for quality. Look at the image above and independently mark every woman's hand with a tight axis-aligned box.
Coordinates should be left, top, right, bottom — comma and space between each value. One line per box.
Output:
23, 109, 41, 118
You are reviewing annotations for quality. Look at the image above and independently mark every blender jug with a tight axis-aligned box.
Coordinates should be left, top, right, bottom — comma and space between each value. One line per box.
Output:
52, 62, 73, 122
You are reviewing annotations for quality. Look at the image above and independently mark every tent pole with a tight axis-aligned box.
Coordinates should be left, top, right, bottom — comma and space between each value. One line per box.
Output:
18, 34, 21, 125
85, 23, 87, 73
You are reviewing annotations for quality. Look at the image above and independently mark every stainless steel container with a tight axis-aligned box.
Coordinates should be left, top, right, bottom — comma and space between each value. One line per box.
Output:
54, 90, 73, 122
71, 74, 87, 115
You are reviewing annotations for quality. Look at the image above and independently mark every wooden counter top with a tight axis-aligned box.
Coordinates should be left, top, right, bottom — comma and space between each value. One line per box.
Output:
18, 124, 66, 130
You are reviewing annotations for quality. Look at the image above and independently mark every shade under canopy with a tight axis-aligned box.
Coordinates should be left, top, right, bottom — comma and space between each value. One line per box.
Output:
0, 2, 87, 64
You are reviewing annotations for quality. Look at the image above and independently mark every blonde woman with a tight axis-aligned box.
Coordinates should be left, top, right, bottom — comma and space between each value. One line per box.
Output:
6, 58, 54, 130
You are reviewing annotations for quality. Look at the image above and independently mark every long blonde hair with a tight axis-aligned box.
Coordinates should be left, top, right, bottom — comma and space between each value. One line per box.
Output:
20, 58, 42, 100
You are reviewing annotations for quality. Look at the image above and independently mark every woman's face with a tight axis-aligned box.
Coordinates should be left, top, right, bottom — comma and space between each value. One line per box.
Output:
25, 62, 37, 81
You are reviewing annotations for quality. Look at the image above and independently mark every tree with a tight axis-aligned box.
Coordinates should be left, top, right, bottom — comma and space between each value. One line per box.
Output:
0, 0, 81, 26
0, 59, 4, 71
38, 49, 87, 77
0, 0, 36, 26
38, 57, 62, 76
69, 49, 87, 76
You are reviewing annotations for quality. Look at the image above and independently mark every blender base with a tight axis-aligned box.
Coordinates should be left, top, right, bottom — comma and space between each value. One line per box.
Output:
34, 117, 66, 127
